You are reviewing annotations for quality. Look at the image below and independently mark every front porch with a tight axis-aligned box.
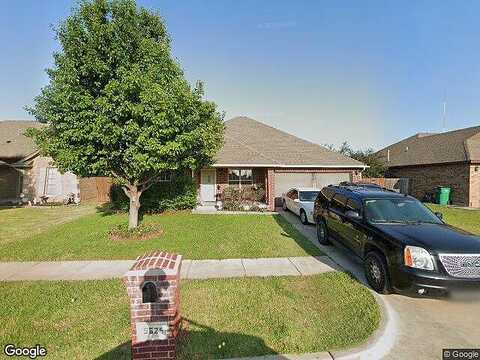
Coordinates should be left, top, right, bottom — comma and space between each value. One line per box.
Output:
196, 167, 274, 211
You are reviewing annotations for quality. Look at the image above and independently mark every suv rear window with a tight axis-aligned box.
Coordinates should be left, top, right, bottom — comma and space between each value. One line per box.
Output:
330, 193, 347, 213
321, 187, 335, 201
346, 198, 362, 214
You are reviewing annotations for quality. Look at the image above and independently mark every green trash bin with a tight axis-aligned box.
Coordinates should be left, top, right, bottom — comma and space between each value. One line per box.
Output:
436, 187, 451, 205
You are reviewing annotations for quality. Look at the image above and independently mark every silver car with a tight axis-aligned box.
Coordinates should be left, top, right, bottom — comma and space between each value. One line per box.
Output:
282, 187, 320, 224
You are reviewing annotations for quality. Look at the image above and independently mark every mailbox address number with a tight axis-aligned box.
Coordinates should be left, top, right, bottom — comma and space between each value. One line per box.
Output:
136, 322, 170, 342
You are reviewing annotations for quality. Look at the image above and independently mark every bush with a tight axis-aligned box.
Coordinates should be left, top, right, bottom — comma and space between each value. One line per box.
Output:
110, 173, 197, 213
222, 185, 266, 211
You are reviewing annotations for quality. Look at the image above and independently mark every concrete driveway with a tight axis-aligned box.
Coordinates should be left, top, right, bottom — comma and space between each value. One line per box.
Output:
279, 209, 480, 360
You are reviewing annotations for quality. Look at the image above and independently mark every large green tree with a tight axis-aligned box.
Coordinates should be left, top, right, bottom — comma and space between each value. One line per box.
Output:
28, 0, 224, 228
324, 142, 386, 178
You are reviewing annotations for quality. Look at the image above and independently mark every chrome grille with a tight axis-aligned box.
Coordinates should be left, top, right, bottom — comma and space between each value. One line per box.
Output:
439, 254, 480, 278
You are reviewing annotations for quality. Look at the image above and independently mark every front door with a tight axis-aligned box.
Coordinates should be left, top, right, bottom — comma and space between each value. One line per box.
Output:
200, 169, 216, 203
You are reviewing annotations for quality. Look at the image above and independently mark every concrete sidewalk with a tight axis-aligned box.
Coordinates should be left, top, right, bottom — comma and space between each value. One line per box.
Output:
278, 208, 480, 360
0, 256, 338, 281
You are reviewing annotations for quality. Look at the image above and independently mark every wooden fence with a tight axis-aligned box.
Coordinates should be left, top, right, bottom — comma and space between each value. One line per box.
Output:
79, 177, 113, 203
356, 177, 410, 194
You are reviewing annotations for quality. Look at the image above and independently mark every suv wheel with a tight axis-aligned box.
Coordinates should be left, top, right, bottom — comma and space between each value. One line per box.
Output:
316, 218, 330, 245
282, 200, 288, 211
300, 209, 309, 224
365, 251, 391, 294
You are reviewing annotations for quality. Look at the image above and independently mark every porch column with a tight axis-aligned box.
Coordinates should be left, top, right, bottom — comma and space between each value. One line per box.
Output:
267, 168, 275, 211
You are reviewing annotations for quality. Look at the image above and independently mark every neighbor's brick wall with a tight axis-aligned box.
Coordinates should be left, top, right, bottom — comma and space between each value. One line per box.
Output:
470, 165, 480, 208
387, 163, 471, 206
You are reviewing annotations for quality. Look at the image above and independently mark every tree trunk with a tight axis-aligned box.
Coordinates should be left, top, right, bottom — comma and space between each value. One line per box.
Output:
125, 185, 142, 230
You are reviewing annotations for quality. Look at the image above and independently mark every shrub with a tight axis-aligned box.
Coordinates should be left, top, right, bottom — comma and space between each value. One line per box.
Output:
222, 185, 266, 211
111, 173, 197, 213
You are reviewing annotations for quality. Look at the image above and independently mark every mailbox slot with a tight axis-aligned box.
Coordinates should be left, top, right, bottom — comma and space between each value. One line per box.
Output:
142, 281, 158, 303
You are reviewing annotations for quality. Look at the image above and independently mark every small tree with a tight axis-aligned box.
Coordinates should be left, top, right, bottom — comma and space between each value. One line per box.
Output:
325, 142, 386, 178
27, 0, 224, 228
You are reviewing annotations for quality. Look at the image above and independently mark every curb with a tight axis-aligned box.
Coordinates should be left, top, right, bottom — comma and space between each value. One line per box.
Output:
232, 210, 398, 360
222, 292, 395, 360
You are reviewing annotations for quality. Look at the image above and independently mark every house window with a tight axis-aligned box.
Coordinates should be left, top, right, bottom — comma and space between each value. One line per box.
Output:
159, 171, 172, 182
228, 169, 253, 187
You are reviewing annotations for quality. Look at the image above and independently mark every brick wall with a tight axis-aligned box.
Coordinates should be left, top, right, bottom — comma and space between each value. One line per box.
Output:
352, 170, 362, 182
216, 168, 228, 196
267, 169, 275, 211
387, 163, 471, 206
470, 165, 480, 208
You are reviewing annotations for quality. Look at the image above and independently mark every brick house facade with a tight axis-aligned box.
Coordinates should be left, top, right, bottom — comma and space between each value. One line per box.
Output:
377, 126, 480, 208
195, 116, 366, 211
387, 163, 480, 207
198, 167, 362, 210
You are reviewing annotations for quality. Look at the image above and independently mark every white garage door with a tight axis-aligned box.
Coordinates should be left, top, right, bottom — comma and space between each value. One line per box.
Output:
274, 172, 351, 199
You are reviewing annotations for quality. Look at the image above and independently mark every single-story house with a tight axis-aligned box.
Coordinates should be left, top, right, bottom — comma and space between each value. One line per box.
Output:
376, 125, 480, 207
0, 120, 79, 204
195, 116, 366, 210
1, 117, 366, 209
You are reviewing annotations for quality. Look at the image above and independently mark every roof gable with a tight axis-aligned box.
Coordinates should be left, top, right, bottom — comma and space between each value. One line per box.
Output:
0, 120, 43, 161
377, 125, 480, 167
215, 116, 364, 168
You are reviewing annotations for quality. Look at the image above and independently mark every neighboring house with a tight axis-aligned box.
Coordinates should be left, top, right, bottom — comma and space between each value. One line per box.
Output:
376, 126, 480, 207
0, 120, 79, 204
195, 116, 366, 210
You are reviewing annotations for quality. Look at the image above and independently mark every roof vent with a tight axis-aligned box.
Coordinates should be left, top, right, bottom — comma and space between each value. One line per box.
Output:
405, 146, 409, 152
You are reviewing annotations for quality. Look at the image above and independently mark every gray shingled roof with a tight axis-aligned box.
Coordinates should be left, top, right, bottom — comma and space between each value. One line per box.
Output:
0, 117, 365, 168
376, 126, 480, 167
215, 117, 365, 168
0, 120, 43, 161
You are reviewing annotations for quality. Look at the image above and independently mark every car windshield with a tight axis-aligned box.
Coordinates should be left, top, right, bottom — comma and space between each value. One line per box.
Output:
364, 198, 442, 224
299, 191, 319, 202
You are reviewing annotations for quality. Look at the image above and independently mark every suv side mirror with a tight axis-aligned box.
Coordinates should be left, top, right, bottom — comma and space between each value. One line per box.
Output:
435, 212, 443, 220
345, 210, 362, 221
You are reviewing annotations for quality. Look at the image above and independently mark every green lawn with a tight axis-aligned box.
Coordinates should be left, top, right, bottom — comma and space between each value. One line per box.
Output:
428, 204, 480, 235
0, 207, 321, 261
0, 272, 380, 359
0, 205, 96, 246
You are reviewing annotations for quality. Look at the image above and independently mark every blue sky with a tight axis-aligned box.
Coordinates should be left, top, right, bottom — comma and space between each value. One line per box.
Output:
1, 1, 480, 149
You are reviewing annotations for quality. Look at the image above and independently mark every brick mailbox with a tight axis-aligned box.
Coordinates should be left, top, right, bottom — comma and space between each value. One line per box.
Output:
124, 251, 182, 360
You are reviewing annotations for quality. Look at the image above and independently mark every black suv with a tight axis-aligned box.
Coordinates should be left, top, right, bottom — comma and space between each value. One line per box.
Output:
314, 184, 480, 296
